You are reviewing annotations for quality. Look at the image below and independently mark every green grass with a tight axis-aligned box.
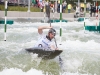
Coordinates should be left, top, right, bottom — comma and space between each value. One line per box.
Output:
0, 4, 76, 13
0, 5, 4, 10
0, 5, 40, 12
0, 5, 90, 13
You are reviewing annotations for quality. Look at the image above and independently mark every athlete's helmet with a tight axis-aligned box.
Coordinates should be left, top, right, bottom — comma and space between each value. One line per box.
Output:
48, 28, 56, 36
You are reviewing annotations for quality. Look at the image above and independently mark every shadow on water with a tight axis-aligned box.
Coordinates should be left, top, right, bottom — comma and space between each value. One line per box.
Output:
36, 59, 62, 75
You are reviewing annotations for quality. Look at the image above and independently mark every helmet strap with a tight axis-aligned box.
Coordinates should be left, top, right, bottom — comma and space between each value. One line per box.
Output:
46, 34, 51, 41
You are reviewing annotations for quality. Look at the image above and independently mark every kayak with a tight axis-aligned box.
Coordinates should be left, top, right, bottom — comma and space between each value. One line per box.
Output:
25, 47, 63, 59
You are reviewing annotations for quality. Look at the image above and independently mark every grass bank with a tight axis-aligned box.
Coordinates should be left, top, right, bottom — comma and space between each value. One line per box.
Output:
0, 5, 75, 13
0, 5, 40, 12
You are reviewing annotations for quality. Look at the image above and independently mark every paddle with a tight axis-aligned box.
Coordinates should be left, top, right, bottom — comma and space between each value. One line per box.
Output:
47, 4, 63, 67
54, 37, 63, 67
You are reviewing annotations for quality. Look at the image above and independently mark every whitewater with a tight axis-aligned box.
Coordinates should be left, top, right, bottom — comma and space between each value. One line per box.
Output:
0, 19, 100, 75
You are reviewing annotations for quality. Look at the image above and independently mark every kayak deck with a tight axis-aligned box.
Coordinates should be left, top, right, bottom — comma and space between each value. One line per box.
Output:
25, 47, 63, 59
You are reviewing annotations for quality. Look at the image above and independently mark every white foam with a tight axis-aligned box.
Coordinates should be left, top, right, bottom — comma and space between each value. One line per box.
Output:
0, 68, 44, 75
0, 68, 91, 75
63, 40, 100, 51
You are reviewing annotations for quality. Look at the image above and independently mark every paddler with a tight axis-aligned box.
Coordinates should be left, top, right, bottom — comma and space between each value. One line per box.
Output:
34, 26, 58, 50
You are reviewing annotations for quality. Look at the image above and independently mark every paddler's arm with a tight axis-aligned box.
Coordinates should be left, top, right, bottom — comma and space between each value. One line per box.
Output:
38, 26, 52, 34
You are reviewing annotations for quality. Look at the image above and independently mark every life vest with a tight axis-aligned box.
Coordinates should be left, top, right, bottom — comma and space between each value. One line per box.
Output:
34, 35, 52, 49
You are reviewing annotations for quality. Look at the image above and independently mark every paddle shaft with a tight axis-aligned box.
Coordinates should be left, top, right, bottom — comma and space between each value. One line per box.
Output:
48, 7, 57, 48
54, 37, 58, 48
49, 18, 51, 27
47, 3, 57, 49
49, 8, 63, 68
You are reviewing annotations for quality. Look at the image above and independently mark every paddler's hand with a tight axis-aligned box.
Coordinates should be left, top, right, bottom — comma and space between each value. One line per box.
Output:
55, 47, 59, 50
38, 26, 53, 34
50, 45, 58, 50
48, 26, 52, 29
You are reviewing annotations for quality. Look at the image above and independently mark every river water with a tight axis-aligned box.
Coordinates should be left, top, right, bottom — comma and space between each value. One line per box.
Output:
0, 19, 100, 75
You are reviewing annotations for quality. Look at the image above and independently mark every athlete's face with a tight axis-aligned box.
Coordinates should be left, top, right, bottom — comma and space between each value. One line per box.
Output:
49, 33, 55, 39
